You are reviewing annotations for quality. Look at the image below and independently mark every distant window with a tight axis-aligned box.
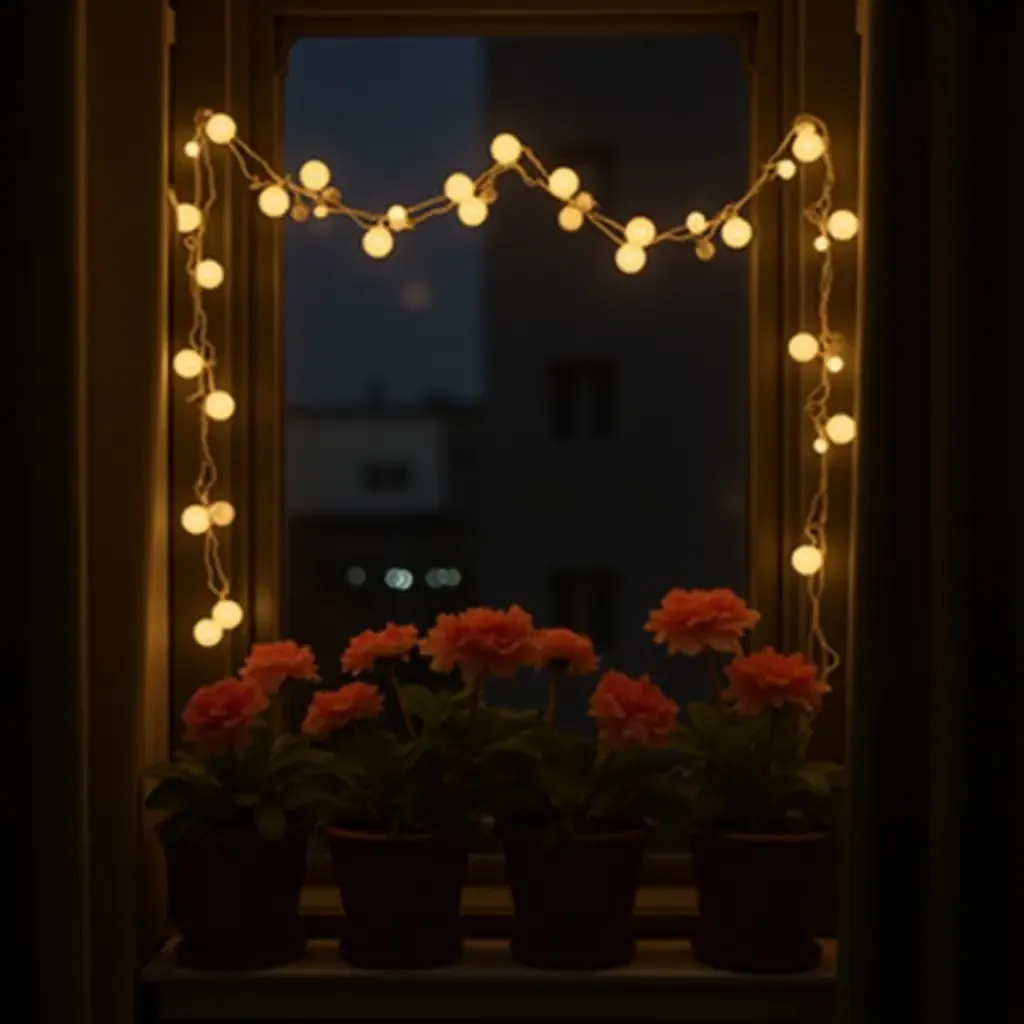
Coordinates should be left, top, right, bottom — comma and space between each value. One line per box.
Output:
549, 360, 617, 438
361, 460, 412, 493
549, 569, 618, 649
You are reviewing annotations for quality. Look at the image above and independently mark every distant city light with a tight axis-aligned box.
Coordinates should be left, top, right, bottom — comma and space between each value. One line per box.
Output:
346, 566, 366, 587
385, 567, 414, 591
425, 567, 462, 589
425, 568, 443, 589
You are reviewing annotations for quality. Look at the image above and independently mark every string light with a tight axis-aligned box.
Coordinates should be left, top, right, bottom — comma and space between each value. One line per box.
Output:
181, 504, 212, 535
170, 111, 855, 677
175, 202, 202, 233
183, 140, 201, 159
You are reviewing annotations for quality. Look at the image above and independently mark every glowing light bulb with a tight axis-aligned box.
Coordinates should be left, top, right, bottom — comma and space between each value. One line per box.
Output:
194, 259, 224, 289
298, 159, 331, 191
291, 203, 309, 223
457, 197, 488, 227
615, 243, 647, 274
625, 216, 656, 247
548, 167, 580, 201
813, 437, 830, 455
695, 238, 715, 261
490, 133, 522, 164
827, 209, 860, 241
792, 125, 825, 163
825, 354, 845, 373
193, 617, 223, 647
172, 349, 204, 379
721, 216, 753, 250
313, 204, 329, 220
776, 158, 798, 180
203, 113, 237, 145
791, 544, 824, 576
787, 332, 819, 363
257, 185, 290, 218
362, 225, 394, 258
183, 139, 200, 159
685, 211, 707, 234
175, 203, 202, 233
813, 235, 831, 253
574, 191, 595, 213
444, 173, 475, 203
204, 390, 236, 421
181, 504, 211, 535
209, 500, 236, 526
212, 599, 244, 630
387, 204, 409, 230
825, 413, 856, 444
558, 206, 584, 232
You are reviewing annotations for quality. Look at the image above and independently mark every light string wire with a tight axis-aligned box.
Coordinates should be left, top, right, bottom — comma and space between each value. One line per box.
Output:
169, 109, 857, 678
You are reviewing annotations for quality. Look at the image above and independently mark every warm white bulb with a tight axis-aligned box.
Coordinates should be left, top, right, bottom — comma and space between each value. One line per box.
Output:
825, 413, 857, 444
175, 203, 202, 233
204, 113, 237, 145
172, 349, 204, 379
490, 133, 522, 165
298, 159, 331, 191
209, 500, 236, 526
792, 127, 825, 163
548, 167, 580, 201
574, 191, 595, 213
625, 216, 656, 247
791, 544, 824, 576
386, 204, 409, 230
695, 238, 715, 262
813, 235, 831, 253
457, 196, 488, 227
787, 332, 819, 363
194, 259, 224, 290
776, 158, 798, 180
212, 599, 244, 630
193, 617, 224, 647
313, 204, 329, 220
721, 216, 753, 249
183, 140, 201, 159
825, 354, 845, 373
180, 504, 211, 535
444, 173, 475, 203
813, 437, 830, 455
362, 225, 394, 259
685, 211, 708, 234
257, 185, 290, 218
558, 206, 584, 232
827, 209, 860, 241
615, 243, 647, 274
204, 390, 236, 421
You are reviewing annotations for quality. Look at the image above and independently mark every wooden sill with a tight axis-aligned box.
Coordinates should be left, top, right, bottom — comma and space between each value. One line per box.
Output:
142, 937, 837, 1021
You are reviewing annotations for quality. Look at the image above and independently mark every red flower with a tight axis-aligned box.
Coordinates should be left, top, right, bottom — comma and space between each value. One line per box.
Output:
341, 623, 419, 675
535, 627, 599, 675
240, 640, 319, 696
721, 647, 831, 715
419, 605, 540, 685
182, 677, 268, 749
645, 588, 760, 656
588, 670, 679, 750
301, 682, 383, 738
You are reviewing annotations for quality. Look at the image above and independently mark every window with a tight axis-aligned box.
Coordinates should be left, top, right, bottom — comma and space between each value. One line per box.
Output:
361, 460, 412, 493
549, 360, 617, 438
550, 569, 619, 650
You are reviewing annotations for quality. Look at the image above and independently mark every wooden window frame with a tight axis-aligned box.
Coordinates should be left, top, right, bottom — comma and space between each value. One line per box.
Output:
168, 0, 859, 901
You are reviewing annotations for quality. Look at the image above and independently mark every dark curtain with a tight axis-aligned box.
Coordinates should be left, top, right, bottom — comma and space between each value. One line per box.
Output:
842, 1, 1017, 1022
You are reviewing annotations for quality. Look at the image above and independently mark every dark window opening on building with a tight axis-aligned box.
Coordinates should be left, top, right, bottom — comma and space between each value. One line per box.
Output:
361, 460, 412, 493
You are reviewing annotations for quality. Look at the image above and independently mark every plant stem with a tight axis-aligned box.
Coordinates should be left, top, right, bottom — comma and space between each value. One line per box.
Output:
702, 648, 723, 708
388, 665, 416, 739
546, 671, 561, 731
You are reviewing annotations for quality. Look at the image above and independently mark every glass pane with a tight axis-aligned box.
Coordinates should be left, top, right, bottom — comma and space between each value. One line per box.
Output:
284, 35, 748, 737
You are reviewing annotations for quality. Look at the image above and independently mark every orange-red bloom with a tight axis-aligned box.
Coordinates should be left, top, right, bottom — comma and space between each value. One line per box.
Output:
182, 677, 269, 748
419, 605, 540, 685
341, 623, 419, 675
721, 647, 831, 715
535, 627, 599, 675
301, 682, 383, 738
588, 670, 679, 750
240, 640, 319, 696
645, 588, 760, 657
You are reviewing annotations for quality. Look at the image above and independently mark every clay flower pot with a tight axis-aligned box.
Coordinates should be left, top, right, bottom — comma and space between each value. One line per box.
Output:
327, 827, 468, 968
166, 825, 310, 970
690, 830, 829, 972
503, 825, 650, 969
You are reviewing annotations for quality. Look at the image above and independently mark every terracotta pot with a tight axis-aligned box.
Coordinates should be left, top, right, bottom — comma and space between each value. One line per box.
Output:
503, 826, 650, 969
327, 827, 468, 968
691, 830, 829, 972
166, 824, 310, 970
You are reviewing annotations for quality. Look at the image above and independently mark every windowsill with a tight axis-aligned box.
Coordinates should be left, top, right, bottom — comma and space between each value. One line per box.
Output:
142, 937, 836, 1021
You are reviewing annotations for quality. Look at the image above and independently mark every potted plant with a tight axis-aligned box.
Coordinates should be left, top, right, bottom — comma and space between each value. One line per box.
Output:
647, 587, 843, 972
144, 640, 327, 969
488, 627, 685, 970
308, 612, 540, 969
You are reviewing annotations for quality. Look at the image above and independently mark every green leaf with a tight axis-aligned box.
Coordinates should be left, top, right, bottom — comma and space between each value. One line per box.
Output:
254, 804, 287, 841
398, 684, 449, 727
278, 784, 330, 811
670, 723, 713, 758
688, 701, 720, 738
805, 760, 844, 785
145, 778, 199, 813
231, 793, 260, 807
723, 712, 770, 749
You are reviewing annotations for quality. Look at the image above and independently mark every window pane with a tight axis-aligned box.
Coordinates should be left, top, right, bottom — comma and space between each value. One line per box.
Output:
284, 35, 749, 732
